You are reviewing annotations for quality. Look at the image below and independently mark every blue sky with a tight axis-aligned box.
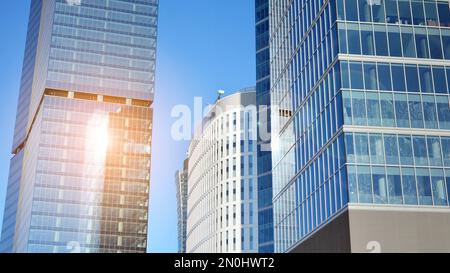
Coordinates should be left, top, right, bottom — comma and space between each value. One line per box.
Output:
0, 0, 256, 252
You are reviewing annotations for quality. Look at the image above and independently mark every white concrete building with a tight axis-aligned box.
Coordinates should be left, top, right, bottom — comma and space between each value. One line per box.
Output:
186, 89, 259, 253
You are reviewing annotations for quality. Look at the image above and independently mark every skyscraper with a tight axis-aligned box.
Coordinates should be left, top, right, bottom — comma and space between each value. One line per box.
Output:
255, 0, 274, 253
0, 0, 158, 253
186, 89, 259, 253
175, 159, 188, 253
269, 0, 450, 252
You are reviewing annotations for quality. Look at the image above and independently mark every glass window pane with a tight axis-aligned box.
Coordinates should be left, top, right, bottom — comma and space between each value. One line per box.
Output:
408, 94, 424, 128
394, 93, 410, 127
413, 136, 428, 166
357, 166, 373, 204
347, 26, 361, 54
377, 63, 392, 91
361, 27, 375, 55
355, 133, 370, 163
441, 137, 450, 167
369, 134, 385, 164
443, 35, 450, 60
380, 93, 395, 127
346, 0, 359, 21
405, 65, 420, 92
436, 96, 450, 130
387, 26, 402, 57
432, 67, 448, 94
352, 91, 367, 125
392, 64, 406, 91
348, 165, 358, 203
350, 62, 364, 89
398, 0, 412, 24
416, 168, 432, 205
427, 137, 443, 167
422, 95, 438, 129
373, 167, 388, 204
358, 0, 372, 22
424, 2, 439, 27
342, 90, 352, 125
415, 31, 430, 59
341, 61, 350, 88
402, 167, 418, 205
374, 25, 389, 56
338, 24, 348, 54
384, 134, 399, 165
387, 167, 403, 204
366, 92, 381, 126
419, 66, 433, 93
431, 169, 447, 206
411, 1, 425, 25
372, 1, 385, 23
385, 0, 399, 24
398, 135, 414, 165
438, 2, 450, 27
401, 27, 416, 58
428, 31, 443, 59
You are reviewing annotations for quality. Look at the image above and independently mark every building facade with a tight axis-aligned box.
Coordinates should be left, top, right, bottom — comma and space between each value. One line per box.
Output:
0, 0, 158, 253
186, 89, 259, 253
269, 0, 450, 252
255, 0, 274, 253
175, 159, 189, 253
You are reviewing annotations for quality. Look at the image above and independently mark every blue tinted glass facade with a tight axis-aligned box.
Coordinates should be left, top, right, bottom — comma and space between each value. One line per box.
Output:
269, 0, 450, 253
1, 0, 158, 253
256, 0, 274, 253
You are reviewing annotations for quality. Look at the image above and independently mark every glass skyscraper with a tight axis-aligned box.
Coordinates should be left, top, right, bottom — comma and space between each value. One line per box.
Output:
270, 0, 450, 252
175, 159, 188, 253
255, 0, 274, 253
0, 0, 158, 253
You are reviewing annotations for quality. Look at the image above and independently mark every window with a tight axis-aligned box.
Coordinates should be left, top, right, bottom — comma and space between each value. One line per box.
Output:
361, 25, 375, 55
374, 25, 389, 56
366, 92, 381, 126
419, 66, 433, 93
428, 29, 443, 59
422, 95, 438, 129
424, 1, 439, 26
415, 29, 429, 59
384, 135, 399, 165
358, 0, 371, 22
398, 0, 412, 24
391, 64, 406, 91
345, 133, 355, 163
408, 94, 423, 128
346, 0, 359, 21
416, 168, 432, 205
355, 133, 369, 163
364, 62, 377, 90
385, 0, 399, 23
387, 26, 402, 57
343, 91, 352, 125
398, 135, 414, 165
431, 169, 447, 206
427, 137, 442, 166
369, 134, 384, 164
432, 67, 447, 94
341, 61, 350, 89
411, 1, 425, 25
413, 136, 428, 166
405, 65, 420, 92
441, 137, 450, 167
437, 2, 450, 27
358, 166, 373, 203
402, 167, 418, 205
347, 26, 361, 54
394, 93, 410, 128
372, 1, 385, 23
373, 167, 387, 204
436, 96, 450, 130
380, 93, 395, 127
387, 167, 402, 204
377, 63, 392, 91
401, 27, 416, 58
352, 91, 367, 125
350, 62, 364, 89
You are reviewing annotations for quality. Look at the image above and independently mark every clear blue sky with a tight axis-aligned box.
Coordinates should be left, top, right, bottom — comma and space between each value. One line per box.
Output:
0, 0, 256, 253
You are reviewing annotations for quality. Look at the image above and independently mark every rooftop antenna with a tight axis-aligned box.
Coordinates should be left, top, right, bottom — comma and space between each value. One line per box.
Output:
216, 89, 225, 103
